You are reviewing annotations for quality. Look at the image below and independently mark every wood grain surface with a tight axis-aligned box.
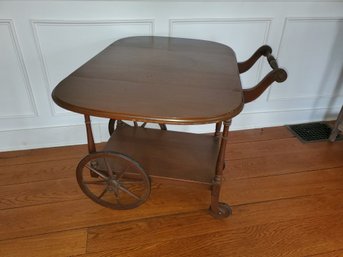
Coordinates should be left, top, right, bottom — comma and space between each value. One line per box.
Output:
105, 125, 220, 183
52, 36, 244, 124
0, 229, 87, 257
0, 126, 342, 256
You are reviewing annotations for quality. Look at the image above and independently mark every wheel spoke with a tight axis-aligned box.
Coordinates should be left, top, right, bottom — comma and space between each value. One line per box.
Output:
85, 165, 108, 179
116, 165, 130, 179
114, 190, 120, 204
118, 185, 141, 200
84, 180, 107, 185
114, 188, 127, 208
120, 171, 142, 179
104, 158, 114, 178
98, 187, 108, 199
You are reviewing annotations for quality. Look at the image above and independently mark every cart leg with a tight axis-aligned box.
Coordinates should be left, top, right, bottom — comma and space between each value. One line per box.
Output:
84, 115, 96, 153
209, 120, 232, 218
214, 121, 222, 137
84, 115, 98, 177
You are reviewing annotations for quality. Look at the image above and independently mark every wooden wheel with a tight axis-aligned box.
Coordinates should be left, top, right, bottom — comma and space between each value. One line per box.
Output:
76, 151, 151, 210
108, 119, 167, 135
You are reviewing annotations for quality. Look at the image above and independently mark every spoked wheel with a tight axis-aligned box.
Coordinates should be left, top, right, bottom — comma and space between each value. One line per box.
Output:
108, 119, 167, 135
76, 151, 151, 210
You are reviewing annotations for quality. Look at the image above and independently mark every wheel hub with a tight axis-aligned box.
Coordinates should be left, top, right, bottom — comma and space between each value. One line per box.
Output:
106, 179, 120, 192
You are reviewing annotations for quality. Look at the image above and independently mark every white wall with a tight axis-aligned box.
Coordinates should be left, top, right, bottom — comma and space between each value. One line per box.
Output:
0, 0, 342, 151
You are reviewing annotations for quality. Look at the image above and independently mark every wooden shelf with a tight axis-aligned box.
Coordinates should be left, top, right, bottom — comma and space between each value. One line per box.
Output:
104, 126, 220, 184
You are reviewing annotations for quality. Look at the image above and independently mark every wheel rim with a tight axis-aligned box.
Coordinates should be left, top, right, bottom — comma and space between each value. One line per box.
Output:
77, 151, 151, 210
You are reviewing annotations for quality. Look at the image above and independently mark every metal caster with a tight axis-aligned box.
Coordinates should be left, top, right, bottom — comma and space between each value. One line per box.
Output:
209, 202, 232, 219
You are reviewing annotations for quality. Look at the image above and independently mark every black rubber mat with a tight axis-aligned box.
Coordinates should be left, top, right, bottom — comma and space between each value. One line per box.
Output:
287, 122, 343, 143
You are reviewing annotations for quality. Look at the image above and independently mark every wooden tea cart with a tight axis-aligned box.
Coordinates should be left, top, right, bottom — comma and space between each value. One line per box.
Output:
52, 36, 287, 218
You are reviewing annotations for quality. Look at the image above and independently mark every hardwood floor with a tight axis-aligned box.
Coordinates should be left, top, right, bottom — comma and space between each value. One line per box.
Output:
0, 126, 342, 257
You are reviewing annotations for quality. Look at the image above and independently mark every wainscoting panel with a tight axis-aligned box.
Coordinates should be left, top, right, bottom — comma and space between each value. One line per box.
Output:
0, 20, 37, 119
268, 18, 343, 111
32, 20, 154, 115
0, 1, 342, 150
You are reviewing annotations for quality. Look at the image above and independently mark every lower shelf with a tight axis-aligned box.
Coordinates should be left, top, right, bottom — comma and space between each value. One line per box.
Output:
104, 126, 221, 184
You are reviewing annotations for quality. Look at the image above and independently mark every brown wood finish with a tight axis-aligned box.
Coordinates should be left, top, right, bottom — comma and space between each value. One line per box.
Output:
238, 44, 287, 103
243, 68, 287, 103
1, 127, 343, 256
52, 36, 244, 125
238, 45, 273, 73
0, 159, 77, 186
214, 121, 222, 137
309, 249, 343, 257
84, 115, 96, 153
83, 211, 343, 257
0, 177, 84, 210
0, 230, 87, 257
51, 37, 289, 216
104, 125, 220, 184
210, 120, 231, 216
0, 144, 88, 167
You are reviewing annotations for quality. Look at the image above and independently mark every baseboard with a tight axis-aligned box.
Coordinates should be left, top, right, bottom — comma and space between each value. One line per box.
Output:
0, 124, 98, 152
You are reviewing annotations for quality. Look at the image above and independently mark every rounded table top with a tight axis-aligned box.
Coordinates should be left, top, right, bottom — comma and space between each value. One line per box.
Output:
52, 36, 244, 124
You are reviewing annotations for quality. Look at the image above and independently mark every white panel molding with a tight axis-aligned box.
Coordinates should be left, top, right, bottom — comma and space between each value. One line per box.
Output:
169, 17, 272, 41
0, 19, 38, 119
241, 104, 343, 115
0, 123, 89, 152
267, 94, 343, 102
267, 16, 343, 102
31, 19, 155, 117
233, 105, 342, 131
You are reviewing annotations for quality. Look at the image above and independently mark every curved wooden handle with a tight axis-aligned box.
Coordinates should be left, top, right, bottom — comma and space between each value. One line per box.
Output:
243, 69, 287, 103
238, 45, 287, 103
238, 45, 273, 73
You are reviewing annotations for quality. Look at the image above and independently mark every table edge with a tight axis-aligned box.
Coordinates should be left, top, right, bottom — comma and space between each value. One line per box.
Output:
52, 89, 244, 125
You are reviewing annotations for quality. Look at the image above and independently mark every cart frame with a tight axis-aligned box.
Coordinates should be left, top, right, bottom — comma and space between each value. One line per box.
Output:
52, 37, 287, 218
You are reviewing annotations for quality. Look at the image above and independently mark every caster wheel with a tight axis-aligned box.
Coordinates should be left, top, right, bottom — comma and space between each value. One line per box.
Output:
108, 119, 167, 135
209, 202, 232, 219
77, 151, 150, 210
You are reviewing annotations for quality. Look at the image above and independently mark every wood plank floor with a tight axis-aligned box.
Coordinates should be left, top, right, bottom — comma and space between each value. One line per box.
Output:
0, 126, 342, 257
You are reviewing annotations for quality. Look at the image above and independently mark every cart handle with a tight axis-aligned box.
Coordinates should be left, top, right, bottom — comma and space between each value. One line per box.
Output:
238, 45, 287, 103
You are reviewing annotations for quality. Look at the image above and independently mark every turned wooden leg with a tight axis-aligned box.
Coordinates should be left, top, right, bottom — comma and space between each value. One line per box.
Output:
84, 115, 98, 177
209, 120, 232, 218
84, 115, 96, 153
214, 121, 222, 137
